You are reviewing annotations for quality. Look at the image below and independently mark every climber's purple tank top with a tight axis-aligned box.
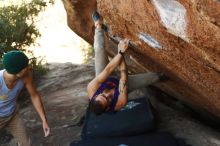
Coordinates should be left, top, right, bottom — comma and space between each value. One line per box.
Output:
91, 76, 119, 113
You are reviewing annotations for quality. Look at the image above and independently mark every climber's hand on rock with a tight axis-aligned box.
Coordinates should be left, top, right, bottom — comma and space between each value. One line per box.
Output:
118, 39, 130, 53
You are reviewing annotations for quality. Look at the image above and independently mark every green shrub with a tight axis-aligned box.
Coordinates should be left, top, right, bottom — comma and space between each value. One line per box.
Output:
0, 0, 52, 75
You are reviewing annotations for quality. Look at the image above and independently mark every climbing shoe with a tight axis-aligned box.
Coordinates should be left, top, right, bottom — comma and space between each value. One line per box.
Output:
92, 11, 108, 31
92, 11, 101, 23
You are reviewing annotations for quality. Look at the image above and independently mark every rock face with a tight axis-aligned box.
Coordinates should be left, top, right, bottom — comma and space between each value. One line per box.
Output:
62, 0, 220, 120
62, 0, 96, 43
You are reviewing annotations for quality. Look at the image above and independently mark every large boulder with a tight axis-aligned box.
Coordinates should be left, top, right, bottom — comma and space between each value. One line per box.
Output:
62, 0, 220, 120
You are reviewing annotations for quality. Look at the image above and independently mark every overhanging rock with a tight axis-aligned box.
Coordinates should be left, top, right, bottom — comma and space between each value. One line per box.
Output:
62, 0, 220, 120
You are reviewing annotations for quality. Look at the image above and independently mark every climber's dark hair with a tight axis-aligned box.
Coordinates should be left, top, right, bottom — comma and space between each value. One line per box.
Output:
89, 99, 106, 115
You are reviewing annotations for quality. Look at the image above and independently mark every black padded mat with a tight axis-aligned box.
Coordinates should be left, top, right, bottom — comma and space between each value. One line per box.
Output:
82, 97, 155, 139
70, 132, 179, 146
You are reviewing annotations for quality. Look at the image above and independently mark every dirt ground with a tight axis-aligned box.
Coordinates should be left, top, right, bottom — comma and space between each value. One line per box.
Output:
1, 63, 220, 146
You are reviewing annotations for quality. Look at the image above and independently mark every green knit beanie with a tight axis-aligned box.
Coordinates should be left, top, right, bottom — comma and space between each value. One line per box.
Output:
2, 50, 29, 74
